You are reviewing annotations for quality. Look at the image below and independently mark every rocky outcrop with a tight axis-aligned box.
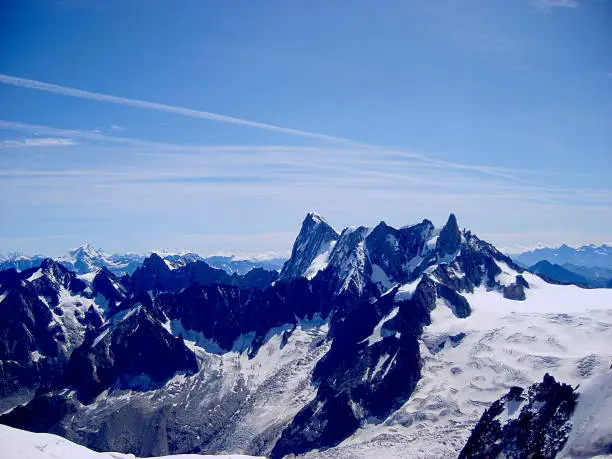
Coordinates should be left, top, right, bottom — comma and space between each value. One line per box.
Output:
92, 267, 127, 309
436, 283, 471, 318
68, 306, 198, 404
365, 219, 434, 284
459, 373, 577, 459
437, 213, 461, 258
130, 254, 276, 295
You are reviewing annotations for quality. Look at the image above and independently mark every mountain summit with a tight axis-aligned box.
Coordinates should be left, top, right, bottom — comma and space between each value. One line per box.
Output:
280, 212, 524, 299
279, 212, 340, 280
514, 243, 612, 269
436, 213, 461, 258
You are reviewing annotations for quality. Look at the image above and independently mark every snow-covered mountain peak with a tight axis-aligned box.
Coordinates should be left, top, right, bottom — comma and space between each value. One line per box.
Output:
60, 245, 115, 276
279, 212, 340, 280
39, 257, 66, 275
279, 213, 528, 299
27, 258, 81, 291
0, 251, 25, 262
305, 211, 327, 225
68, 243, 104, 259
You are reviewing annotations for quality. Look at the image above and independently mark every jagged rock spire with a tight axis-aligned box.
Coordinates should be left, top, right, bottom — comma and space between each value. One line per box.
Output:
437, 213, 461, 257
279, 213, 339, 280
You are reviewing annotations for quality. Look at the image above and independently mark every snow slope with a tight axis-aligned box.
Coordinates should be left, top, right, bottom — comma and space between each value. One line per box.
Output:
559, 371, 612, 458
0, 424, 262, 459
300, 272, 612, 458
32, 319, 332, 457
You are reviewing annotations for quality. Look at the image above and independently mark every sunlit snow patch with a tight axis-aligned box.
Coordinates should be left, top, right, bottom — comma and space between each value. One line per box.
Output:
0, 424, 263, 459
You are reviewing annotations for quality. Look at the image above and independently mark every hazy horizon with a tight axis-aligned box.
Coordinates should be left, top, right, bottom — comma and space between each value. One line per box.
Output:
1, 210, 610, 260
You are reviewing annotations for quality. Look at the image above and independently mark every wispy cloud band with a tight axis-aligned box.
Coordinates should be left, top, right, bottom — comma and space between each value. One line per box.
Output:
0, 137, 77, 148
1, 74, 533, 182
533, 0, 581, 8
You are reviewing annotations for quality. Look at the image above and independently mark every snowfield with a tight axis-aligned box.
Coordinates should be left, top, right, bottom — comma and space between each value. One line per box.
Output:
300, 272, 612, 458
0, 424, 263, 459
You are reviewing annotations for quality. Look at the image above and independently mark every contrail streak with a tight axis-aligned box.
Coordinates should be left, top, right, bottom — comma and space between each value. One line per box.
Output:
0, 74, 361, 145
1, 74, 534, 182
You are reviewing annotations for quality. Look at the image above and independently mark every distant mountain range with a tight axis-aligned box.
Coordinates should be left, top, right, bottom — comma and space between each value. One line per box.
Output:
528, 260, 590, 286
561, 263, 612, 288
0, 245, 286, 276
511, 244, 612, 288
528, 260, 612, 288
513, 244, 612, 269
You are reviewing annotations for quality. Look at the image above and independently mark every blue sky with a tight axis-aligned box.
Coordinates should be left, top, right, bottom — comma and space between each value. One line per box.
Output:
1, 0, 611, 257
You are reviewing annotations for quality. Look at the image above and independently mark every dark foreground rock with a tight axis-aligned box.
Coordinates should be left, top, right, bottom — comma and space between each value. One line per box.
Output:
459, 373, 578, 459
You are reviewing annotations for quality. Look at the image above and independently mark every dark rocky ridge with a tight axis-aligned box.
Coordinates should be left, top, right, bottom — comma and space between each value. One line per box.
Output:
129, 253, 278, 294
530, 260, 590, 285
460, 374, 578, 459
92, 267, 127, 309
271, 278, 438, 458
0, 256, 279, 408
514, 243, 612, 270
67, 306, 198, 404
528, 260, 612, 289
365, 219, 435, 285
561, 263, 612, 288
0, 260, 101, 411
436, 213, 461, 258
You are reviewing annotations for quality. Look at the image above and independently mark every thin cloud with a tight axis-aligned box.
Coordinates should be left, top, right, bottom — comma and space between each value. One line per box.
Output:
24, 138, 76, 147
0, 137, 76, 148
0, 120, 355, 153
0, 74, 531, 181
3, 121, 608, 204
532, 0, 581, 8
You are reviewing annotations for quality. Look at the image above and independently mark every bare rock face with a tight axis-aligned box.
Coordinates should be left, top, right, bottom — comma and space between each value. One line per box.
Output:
437, 213, 461, 258
271, 279, 435, 459
68, 306, 199, 404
